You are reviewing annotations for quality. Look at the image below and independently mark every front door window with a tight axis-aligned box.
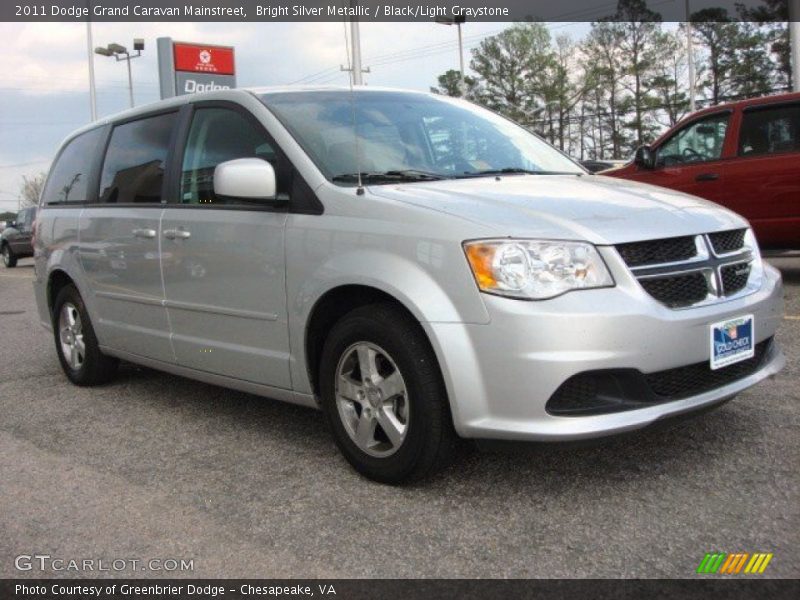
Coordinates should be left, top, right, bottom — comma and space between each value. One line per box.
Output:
656, 114, 730, 167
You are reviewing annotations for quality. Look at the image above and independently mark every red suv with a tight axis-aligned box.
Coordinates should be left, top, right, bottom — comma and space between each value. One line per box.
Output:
606, 93, 800, 250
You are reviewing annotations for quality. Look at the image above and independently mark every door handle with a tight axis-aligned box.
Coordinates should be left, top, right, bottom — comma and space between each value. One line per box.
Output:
131, 228, 156, 239
695, 173, 719, 182
163, 228, 191, 240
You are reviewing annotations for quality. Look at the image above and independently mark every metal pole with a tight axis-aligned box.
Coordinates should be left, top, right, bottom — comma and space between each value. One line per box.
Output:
86, 21, 97, 120
686, 0, 696, 112
125, 53, 134, 108
349, 1, 363, 86
457, 22, 465, 91
790, 0, 800, 92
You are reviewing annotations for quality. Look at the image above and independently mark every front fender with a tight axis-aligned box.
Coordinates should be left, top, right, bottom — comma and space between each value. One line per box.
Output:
286, 245, 490, 395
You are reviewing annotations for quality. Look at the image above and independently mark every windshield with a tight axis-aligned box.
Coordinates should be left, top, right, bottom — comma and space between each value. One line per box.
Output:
258, 90, 584, 183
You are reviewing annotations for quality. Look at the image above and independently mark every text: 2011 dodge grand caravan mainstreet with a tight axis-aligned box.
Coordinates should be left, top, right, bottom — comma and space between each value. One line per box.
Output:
33, 88, 785, 483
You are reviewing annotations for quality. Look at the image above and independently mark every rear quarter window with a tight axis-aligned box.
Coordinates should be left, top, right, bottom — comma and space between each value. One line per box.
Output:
42, 127, 106, 205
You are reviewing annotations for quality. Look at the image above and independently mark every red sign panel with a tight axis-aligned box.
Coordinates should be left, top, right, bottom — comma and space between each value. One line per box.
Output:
173, 43, 235, 75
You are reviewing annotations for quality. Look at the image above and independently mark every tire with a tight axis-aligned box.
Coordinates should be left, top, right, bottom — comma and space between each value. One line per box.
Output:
319, 303, 456, 484
53, 284, 118, 386
1, 243, 16, 268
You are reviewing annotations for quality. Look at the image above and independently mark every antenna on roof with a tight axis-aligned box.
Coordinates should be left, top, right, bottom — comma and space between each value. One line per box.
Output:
342, 1, 364, 195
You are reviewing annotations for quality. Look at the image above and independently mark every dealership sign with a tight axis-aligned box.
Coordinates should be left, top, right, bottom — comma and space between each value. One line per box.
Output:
157, 37, 236, 98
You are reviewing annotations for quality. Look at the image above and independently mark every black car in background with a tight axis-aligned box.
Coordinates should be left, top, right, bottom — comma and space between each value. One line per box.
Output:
1, 207, 36, 268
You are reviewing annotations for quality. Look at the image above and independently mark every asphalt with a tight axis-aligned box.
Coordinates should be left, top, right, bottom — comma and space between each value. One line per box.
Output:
1, 257, 798, 579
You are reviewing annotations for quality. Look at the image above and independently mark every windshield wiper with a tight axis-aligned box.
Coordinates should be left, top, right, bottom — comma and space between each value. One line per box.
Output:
332, 170, 448, 184
455, 168, 578, 178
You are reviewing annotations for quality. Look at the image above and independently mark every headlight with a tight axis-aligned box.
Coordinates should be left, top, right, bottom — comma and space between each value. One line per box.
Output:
464, 239, 614, 300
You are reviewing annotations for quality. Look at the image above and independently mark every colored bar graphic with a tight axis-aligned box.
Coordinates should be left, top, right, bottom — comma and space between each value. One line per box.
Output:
733, 553, 749, 574
711, 553, 726, 573
699, 552, 772, 575
758, 554, 773, 573
697, 554, 713, 573
719, 554, 736, 574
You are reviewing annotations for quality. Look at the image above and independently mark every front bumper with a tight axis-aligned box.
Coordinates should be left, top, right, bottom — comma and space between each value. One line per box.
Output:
425, 260, 785, 441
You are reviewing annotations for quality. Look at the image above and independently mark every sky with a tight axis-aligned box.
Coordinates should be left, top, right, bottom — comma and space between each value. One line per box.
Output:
0, 21, 592, 212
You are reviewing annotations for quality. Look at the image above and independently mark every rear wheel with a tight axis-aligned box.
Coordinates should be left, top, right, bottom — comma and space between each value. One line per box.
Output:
1, 244, 16, 268
319, 303, 456, 484
53, 284, 118, 385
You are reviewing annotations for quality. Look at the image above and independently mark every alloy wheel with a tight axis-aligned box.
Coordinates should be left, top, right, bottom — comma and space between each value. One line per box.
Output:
335, 341, 409, 457
59, 302, 85, 370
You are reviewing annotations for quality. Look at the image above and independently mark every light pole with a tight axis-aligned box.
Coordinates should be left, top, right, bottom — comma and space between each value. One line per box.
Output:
340, 1, 370, 86
436, 14, 467, 94
790, 0, 800, 92
685, 0, 696, 112
85, 1, 97, 121
95, 39, 144, 108
86, 22, 97, 120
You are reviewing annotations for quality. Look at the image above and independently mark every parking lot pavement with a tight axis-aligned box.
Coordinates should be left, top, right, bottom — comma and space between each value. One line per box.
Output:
1, 257, 798, 579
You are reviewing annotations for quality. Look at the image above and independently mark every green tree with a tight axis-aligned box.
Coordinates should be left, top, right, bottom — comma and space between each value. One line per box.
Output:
691, 8, 739, 104
729, 22, 776, 98
430, 69, 480, 100
469, 22, 555, 126
615, 0, 663, 146
649, 29, 689, 127
737, 0, 790, 88
582, 20, 628, 158
692, 8, 779, 104
541, 34, 584, 151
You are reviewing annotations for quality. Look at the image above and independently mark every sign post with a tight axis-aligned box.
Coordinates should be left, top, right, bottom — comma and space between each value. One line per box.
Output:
157, 37, 236, 98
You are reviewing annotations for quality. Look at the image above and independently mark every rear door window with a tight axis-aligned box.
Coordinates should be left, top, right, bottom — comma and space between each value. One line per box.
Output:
42, 127, 106, 205
99, 112, 177, 204
738, 103, 800, 156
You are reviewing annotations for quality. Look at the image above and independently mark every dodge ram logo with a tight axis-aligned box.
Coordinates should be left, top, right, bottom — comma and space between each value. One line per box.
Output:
198, 50, 211, 65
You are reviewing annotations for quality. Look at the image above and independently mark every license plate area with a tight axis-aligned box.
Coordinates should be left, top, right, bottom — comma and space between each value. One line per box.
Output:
710, 314, 755, 370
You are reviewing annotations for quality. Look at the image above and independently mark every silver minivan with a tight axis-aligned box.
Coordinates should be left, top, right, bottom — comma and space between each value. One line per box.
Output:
33, 88, 785, 483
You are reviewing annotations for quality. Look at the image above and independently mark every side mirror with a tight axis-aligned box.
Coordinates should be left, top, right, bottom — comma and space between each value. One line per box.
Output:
633, 145, 655, 170
213, 158, 279, 201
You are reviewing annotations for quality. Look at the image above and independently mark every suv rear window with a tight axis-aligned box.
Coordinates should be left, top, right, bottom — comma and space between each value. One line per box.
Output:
42, 127, 105, 205
738, 103, 800, 157
99, 112, 177, 204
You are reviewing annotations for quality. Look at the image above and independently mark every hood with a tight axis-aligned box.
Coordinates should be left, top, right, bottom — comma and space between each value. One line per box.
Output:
367, 174, 747, 245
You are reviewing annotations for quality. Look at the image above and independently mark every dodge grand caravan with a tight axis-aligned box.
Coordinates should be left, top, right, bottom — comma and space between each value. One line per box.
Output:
33, 88, 785, 483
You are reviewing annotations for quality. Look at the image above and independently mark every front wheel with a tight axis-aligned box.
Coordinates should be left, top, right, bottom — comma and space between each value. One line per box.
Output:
53, 284, 118, 385
1, 244, 16, 268
319, 303, 456, 484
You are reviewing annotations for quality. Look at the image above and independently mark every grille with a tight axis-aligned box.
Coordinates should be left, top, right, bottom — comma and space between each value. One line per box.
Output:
547, 338, 773, 416
639, 272, 709, 308
646, 339, 770, 399
721, 262, 751, 295
709, 229, 746, 254
616, 232, 755, 309
616, 235, 697, 268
